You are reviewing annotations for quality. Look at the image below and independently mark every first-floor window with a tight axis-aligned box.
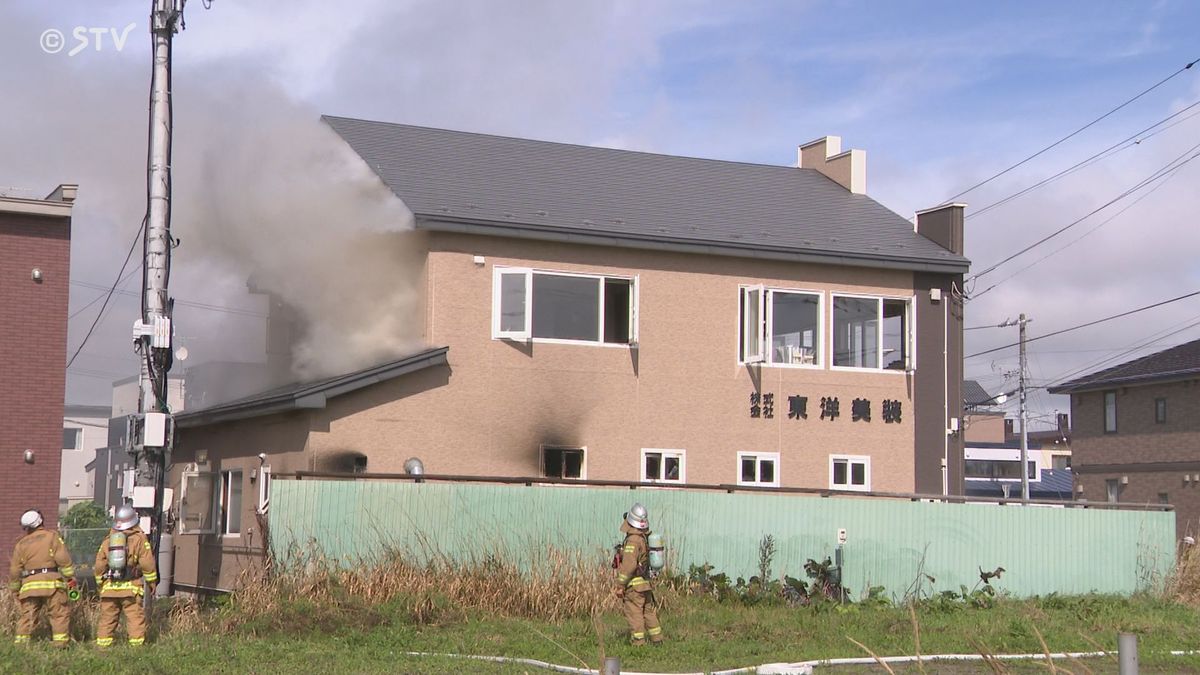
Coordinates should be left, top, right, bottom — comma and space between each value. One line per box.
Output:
642, 449, 685, 483
1106, 478, 1120, 503
220, 470, 242, 536
737, 452, 779, 487
830, 455, 870, 491
257, 465, 272, 515
543, 446, 585, 479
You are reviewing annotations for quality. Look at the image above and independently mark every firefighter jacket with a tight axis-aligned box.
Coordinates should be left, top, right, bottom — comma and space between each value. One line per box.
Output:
94, 527, 158, 598
8, 528, 74, 599
615, 521, 652, 592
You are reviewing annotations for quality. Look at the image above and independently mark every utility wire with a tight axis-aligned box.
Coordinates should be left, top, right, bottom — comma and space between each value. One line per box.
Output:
970, 151, 1196, 299
965, 290, 1200, 359
968, 139, 1200, 283
945, 55, 1198, 202
66, 218, 147, 369
70, 265, 142, 320
1037, 313, 1200, 392
968, 98, 1200, 219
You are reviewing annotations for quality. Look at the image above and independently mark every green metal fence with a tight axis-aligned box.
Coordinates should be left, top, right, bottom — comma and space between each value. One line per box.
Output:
61, 527, 108, 578
269, 479, 1175, 599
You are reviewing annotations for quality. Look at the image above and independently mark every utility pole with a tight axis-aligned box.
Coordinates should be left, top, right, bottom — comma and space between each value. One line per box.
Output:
1018, 313, 1031, 503
131, 0, 185, 596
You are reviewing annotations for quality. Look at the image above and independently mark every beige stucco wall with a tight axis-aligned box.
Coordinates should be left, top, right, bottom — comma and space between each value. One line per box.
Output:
308, 231, 919, 492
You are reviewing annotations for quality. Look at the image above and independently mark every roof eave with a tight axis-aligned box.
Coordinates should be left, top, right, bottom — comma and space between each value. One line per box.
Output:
1048, 368, 1200, 395
176, 347, 449, 428
417, 216, 970, 275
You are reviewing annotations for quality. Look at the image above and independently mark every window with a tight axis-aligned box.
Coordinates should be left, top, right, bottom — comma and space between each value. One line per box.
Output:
1106, 478, 1120, 503
1104, 391, 1117, 433
1155, 398, 1167, 424
1159, 492, 1170, 505
964, 459, 1036, 480
830, 455, 870, 491
641, 449, 685, 483
543, 446, 585, 479
493, 267, 636, 344
220, 470, 242, 536
740, 286, 822, 365
352, 456, 368, 474
257, 466, 272, 515
179, 471, 216, 534
1052, 455, 1071, 470
832, 295, 912, 370
737, 452, 779, 487
62, 428, 81, 450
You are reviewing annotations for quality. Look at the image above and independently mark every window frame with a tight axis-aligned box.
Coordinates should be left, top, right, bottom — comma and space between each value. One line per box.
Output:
256, 465, 272, 515
178, 470, 217, 535
219, 469, 243, 537
492, 266, 638, 346
1103, 391, 1118, 433
1155, 397, 1167, 424
640, 448, 686, 484
830, 293, 913, 372
63, 427, 82, 451
541, 445, 587, 480
739, 285, 824, 368
736, 451, 780, 488
829, 455, 871, 492
1105, 478, 1120, 503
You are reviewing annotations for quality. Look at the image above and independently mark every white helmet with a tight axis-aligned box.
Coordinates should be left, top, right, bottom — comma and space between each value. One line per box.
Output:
113, 504, 138, 531
19, 510, 42, 530
625, 503, 649, 530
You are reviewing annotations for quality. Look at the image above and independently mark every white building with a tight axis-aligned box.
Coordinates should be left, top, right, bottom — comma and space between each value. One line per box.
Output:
61, 404, 110, 512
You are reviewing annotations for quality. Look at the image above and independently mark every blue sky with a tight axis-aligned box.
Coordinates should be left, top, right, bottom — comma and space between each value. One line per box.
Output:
3, 0, 1200, 428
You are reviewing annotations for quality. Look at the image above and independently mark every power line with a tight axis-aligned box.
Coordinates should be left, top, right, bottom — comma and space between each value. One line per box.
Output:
66, 218, 146, 369
965, 290, 1200, 360
1037, 313, 1200, 392
968, 97, 1200, 219
968, 139, 1200, 284
945, 55, 1199, 202
71, 278, 268, 318
70, 265, 143, 320
969, 150, 1197, 299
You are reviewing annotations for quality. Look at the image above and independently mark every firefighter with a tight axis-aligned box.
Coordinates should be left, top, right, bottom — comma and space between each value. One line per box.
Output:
94, 505, 157, 648
8, 509, 75, 648
613, 502, 663, 646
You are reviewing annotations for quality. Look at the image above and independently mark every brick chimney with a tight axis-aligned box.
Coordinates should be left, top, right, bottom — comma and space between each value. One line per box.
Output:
798, 136, 866, 194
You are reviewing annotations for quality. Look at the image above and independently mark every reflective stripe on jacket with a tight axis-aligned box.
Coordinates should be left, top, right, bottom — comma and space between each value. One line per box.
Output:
95, 527, 158, 598
615, 521, 652, 591
8, 529, 74, 599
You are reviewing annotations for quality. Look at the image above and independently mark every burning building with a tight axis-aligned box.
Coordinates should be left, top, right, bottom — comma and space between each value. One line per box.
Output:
166, 120, 968, 592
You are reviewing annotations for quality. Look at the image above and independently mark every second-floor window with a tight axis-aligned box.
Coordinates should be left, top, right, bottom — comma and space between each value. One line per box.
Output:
833, 295, 911, 370
739, 286, 822, 366
1104, 391, 1117, 433
494, 268, 636, 344
1155, 398, 1167, 424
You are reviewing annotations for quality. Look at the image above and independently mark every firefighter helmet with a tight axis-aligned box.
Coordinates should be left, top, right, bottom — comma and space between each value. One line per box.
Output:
113, 504, 138, 531
19, 510, 43, 530
625, 503, 649, 530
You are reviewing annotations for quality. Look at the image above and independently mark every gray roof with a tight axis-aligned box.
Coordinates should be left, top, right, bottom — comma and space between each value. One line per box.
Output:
323, 116, 969, 274
963, 380, 995, 408
1048, 338, 1200, 394
176, 347, 448, 428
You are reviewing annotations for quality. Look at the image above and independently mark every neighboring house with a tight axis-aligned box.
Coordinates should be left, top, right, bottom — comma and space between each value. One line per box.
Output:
1049, 338, 1200, 540
168, 120, 970, 592
61, 405, 110, 511
963, 440, 1073, 501
964, 379, 1007, 443
1026, 413, 1072, 469
0, 185, 75, 567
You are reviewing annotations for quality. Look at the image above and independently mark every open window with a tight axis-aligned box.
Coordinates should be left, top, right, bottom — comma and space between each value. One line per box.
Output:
493, 267, 637, 344
739, 285, 765, 363
741, 286, 822, 366
641, 449, 685, 484
179, 471, 217, 535
219, 470, 242, 536
256, 465, 271, 515
542, 446, 585, 479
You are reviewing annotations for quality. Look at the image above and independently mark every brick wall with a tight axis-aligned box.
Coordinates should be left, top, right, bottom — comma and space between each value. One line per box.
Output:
1071, 380, 1200, 540
0, 210, 71, 567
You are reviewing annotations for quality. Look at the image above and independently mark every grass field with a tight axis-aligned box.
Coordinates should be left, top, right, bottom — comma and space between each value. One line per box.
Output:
5, 546, 1200, 674
2, 593, 1200, 674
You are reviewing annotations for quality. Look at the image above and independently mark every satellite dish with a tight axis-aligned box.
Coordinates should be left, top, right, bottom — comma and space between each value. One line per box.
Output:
175, 346, 189, 361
